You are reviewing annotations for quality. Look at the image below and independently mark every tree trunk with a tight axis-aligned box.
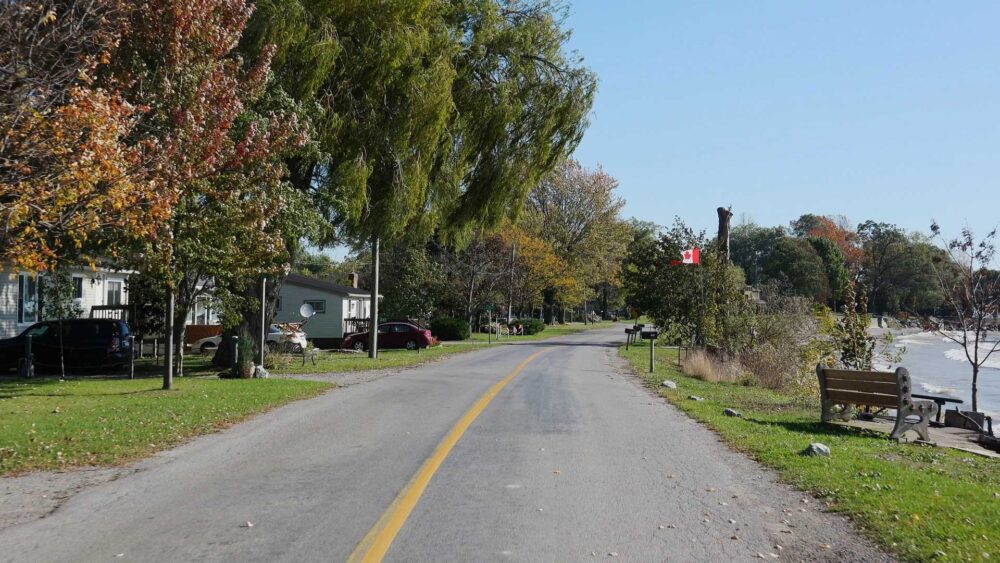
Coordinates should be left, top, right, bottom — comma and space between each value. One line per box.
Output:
369, 236, 380, 359
212, 274, 284, 368
972, 364, 979, 413
717, 206, 733, 265
164, 290, 174, 390
601, 283, 609, 320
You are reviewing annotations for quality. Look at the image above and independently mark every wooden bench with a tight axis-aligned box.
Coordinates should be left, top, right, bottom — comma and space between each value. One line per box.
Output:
816, 365, 939, 441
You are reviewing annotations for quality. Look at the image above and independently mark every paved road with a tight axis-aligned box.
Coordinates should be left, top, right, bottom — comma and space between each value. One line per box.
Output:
0, 327, 890, 562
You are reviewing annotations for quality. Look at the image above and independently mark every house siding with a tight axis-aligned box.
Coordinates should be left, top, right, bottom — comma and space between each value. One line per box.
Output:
0, 274, 17, 339
273, 282, 348, 340
0, 269, 130, 339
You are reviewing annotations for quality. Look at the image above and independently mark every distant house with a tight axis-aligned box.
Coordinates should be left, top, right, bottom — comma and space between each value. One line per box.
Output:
274, 273, 377, 349
0, 268, 131, 339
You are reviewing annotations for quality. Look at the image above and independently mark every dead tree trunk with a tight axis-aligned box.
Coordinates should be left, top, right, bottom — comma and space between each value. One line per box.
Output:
717, 206, 733, 265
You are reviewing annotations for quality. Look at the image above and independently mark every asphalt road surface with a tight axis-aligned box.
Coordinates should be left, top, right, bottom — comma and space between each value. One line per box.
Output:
0, 326, 891, 562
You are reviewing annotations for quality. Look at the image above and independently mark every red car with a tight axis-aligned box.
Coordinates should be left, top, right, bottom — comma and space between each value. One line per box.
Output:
342, 322, 433, 351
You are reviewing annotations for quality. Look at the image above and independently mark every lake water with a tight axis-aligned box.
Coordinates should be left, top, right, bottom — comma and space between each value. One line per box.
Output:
887, 331, 1000, 418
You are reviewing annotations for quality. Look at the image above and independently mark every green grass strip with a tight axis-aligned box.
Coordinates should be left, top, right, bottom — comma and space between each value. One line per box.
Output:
619, 344, 999, 562
0, 377, 329, 475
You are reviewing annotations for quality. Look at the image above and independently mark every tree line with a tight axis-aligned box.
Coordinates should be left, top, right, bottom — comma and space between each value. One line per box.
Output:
1, 0, 598, 387
297, 159, 630, 330
621, 210, 998, 411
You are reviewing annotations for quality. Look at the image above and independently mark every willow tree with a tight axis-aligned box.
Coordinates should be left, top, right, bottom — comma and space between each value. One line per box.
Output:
243, 0, 596, 357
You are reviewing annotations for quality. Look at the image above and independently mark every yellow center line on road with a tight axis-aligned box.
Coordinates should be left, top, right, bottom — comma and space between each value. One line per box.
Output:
347, 347, 552, 563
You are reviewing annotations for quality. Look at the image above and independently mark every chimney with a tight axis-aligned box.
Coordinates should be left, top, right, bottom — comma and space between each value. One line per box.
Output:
347, 272, 359, 289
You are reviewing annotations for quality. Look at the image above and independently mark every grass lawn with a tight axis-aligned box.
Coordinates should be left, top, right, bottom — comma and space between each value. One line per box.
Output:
131, 354, 217, 377
0, 376, 330, 475
468, 321, 611, 343
620, 344, 1000, 562
269, 342, 487, 375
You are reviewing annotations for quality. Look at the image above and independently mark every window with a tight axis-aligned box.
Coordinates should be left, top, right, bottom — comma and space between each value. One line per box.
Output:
378, 324, 391, 334
17, 274, 38, 324
72, 276, 83, 300
304, 299, 326, 314
24, 323, 50, 338
391, 324, 411, 333
106, 280, 123, 306
349, 300, 358, 317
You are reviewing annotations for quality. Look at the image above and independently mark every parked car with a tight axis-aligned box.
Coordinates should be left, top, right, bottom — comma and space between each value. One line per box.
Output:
191, 324, 307, 354
342, 322, 433, 351
0, 319, 133, 373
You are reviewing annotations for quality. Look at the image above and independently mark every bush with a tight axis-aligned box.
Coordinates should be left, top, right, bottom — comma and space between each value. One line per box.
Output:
514, 318, 545, 335
430, 317, 470, 341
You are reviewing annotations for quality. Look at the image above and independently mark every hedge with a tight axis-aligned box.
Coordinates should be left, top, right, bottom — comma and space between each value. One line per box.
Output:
430, 317, 471, 341
511, 318, 545, 335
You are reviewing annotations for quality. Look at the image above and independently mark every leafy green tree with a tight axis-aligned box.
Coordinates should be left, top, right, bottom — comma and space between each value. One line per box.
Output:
730, 223, 785, 285
39, 270, 83, 321
243, 1, 595, 355
378, 242, 447, 322
763, 238, 828, 302
621, 220, 661, 319
807, 237, 849, 308
835, 282, 875, 370
857, 221, 909, 314
524, 160, 628, 322
790, 213, 825, 237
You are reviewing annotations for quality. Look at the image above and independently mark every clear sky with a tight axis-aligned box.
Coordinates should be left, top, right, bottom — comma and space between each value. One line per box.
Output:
564, 1, 1000, 237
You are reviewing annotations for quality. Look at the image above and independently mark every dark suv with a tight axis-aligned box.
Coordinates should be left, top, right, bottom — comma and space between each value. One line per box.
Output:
0, 319, 133, 373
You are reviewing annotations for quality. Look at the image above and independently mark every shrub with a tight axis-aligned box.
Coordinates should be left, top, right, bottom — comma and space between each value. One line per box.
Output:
512, 318, 545, 335
430, 317, 470, 341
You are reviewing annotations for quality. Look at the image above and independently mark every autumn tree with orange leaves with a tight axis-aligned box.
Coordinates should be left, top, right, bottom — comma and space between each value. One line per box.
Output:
0, 1, 171, 271
111, 0, 309, 386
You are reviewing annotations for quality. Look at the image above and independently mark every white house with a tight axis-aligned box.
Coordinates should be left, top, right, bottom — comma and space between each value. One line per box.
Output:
0, 268, 131, 339
274, 273, 376, 348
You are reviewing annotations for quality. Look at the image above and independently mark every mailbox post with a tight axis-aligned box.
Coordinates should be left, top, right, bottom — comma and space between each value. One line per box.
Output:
640, 327, 659, 373
624, 327, 634, 350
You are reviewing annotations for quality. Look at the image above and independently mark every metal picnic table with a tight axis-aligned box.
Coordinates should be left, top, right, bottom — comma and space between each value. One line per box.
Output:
912, 393, 964, 425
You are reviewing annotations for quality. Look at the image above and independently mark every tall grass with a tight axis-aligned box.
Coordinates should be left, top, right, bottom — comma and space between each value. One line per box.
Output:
681, 348, 741, 383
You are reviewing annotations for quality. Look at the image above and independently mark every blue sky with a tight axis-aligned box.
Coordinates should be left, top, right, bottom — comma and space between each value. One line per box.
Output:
564, 1, 1000, 237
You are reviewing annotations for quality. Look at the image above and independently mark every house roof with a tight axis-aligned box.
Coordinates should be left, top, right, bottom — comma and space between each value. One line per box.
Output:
284, 273, 373, 298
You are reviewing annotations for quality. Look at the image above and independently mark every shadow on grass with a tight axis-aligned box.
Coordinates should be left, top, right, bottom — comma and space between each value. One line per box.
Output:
744, 416, 888, 440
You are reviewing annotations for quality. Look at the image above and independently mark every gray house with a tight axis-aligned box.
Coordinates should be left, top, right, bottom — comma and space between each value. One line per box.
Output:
274, 274, 376, 349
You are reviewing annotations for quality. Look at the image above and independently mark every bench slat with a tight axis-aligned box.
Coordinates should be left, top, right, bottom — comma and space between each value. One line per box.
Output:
824, 378, 898, 395
826, 389, 899, 408
821, 369, 897, 383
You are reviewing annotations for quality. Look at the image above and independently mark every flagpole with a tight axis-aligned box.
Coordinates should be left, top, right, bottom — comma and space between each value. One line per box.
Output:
698, 251, 706, 347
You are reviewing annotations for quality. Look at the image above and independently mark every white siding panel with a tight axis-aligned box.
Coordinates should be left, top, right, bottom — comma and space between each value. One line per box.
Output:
0, 271, 18, 338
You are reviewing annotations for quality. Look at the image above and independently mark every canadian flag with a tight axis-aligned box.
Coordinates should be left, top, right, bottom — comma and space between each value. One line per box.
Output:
681, 248, 700, 265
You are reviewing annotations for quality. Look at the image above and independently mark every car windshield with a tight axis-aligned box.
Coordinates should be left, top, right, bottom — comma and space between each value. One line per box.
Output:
22, 324, 51, 338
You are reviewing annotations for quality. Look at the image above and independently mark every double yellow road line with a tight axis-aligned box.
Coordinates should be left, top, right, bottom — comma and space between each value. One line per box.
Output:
348, 348, 550, 563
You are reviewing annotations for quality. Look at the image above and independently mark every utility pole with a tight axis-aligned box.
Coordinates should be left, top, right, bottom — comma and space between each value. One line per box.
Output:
369, 236, 380, 359
164, 289, 174, 390
259, 276, 267, 368
507, 241, 516, 321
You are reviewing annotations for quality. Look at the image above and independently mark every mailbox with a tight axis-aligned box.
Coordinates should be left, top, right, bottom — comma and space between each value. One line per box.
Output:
624, 327, 635, 335
640, 328, 659, 340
